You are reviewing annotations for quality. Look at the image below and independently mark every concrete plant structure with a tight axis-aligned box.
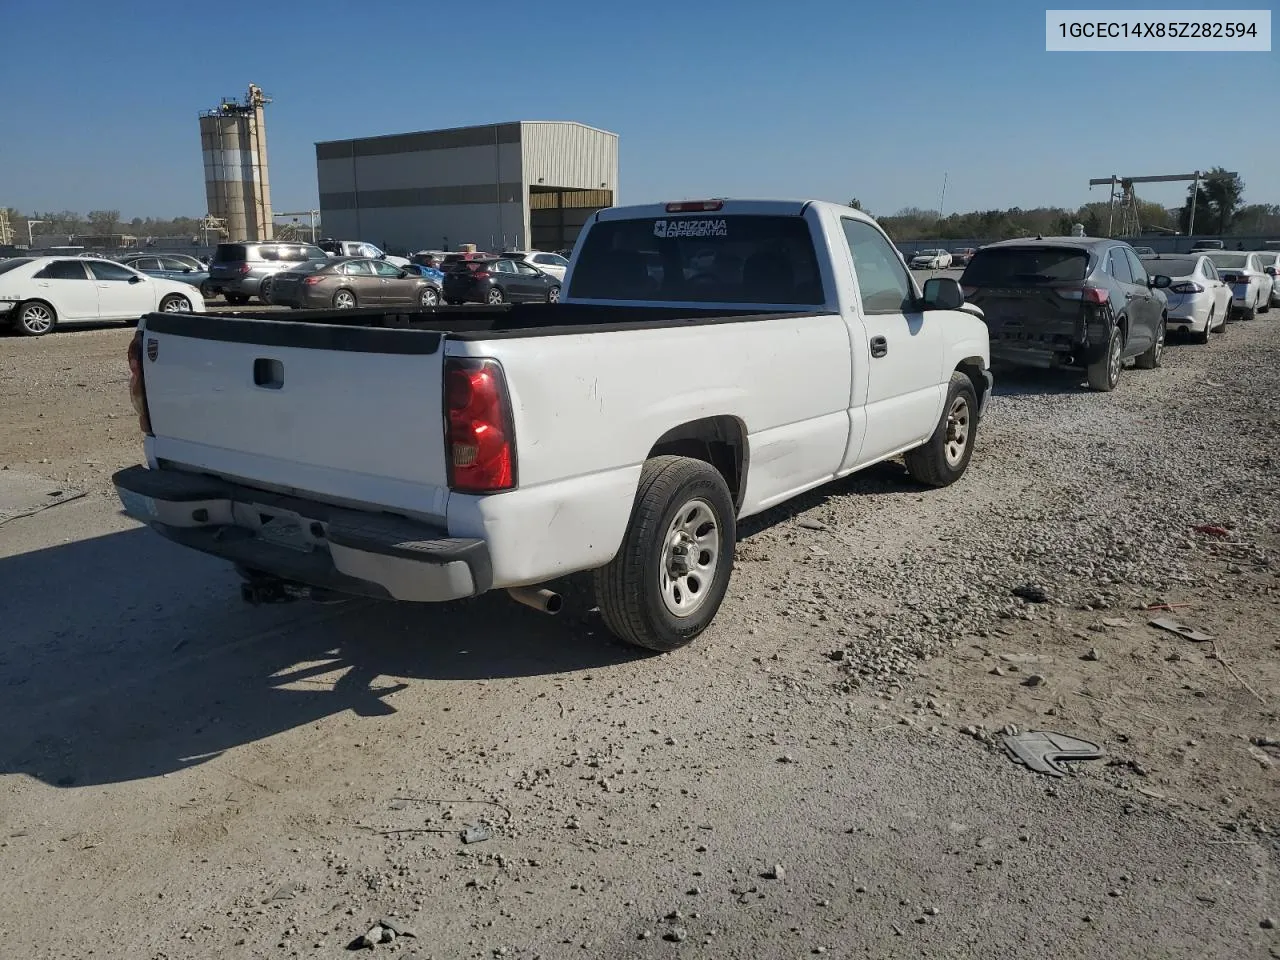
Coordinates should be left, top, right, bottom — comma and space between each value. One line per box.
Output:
315, 121, 618, 253
199, 84, 273, 243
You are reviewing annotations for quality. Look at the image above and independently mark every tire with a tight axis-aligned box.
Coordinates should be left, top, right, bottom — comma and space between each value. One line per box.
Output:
258, 277, 274, 303
159, 294, 192, 314
904, 372, 978, 488
200, 281, 215, 300
593, 456, 736, 652
1214, 307, 1228, 334
419, 287, 440, 308
1194, 308, 1213, 344
547, 285, 561, 303
333, 288, 357, 309
1259, 294, 1271, 314
1134, 315, 1166, 369
486, 287, 505, 305
15, 300, 56, 337
227, 294, 249, 307
1239, 298, 1256, 321
1086, 323, 1123, 392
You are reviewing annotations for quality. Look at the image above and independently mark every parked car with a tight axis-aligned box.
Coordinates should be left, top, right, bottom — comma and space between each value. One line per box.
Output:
1252, 251, 1280, 306
950, 248, 977, 267
112, 198, 992, 652
442, 257, 561, 304
267, 257, 442, 309
1139, 253, 1231, 342
401, 262, 447, 286
0, 256, 205, 336
1190, 239, 1225, 251
1131, 246, 1157, 257
501, 250, 571, 281
959, 238, 1172, 391
317, 240, 410, 267
207, 242, 330, 305
122, 255, 213, 300
910, 249, 953, 269
1200, 251, 1272, 320
440, 251, 495, 269
123, 252, 206, 272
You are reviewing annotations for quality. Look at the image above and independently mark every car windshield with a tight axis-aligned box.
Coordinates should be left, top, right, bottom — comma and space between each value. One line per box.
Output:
568, 214, 824, 305
917, 250, 941, 256
0, 258, 35, 275
1205, 253, 1249, 269
961, 247, 1089, 285
1141, 258, 1198, 277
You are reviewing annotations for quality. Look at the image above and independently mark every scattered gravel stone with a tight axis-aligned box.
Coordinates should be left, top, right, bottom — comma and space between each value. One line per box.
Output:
665, 928, 688, 943
1082, 647, 1101, 661
1022, 673, 1046, 687
765, 864, 786, 880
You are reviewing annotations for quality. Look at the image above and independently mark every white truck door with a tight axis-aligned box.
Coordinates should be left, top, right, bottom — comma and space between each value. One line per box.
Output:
837, 217, 945, 465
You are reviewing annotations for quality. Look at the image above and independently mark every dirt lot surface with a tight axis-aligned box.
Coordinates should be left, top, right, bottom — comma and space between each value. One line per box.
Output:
1, 315, 1278, 959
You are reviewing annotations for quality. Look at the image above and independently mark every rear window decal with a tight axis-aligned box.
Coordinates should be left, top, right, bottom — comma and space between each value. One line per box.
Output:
653, 218, 728, 239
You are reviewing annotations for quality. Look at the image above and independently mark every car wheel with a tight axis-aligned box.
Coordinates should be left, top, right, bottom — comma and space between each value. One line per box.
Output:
593, 455, 736, 652
1086, 323, 1123, 392
903, 372, 978, 488
419, 287, 440, 308
1259, 293, 1271, 314
1194, 308, 1213, 344
200, 281, 215, 300
258, 277, 274, 303
159, 294, 192, 314
333, 289, 357, 309
16, 300, 56, 337
1214, 305, 1228, 333
547, 285, 560, 303
487, 287, 505, 305
1135, 315, 1165, 369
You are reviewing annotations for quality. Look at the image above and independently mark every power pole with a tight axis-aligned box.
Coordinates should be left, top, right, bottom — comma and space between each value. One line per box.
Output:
1187, 171, 1201, 236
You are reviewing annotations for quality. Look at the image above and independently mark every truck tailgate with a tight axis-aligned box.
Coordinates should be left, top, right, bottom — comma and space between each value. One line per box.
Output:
139, 313, 450, 517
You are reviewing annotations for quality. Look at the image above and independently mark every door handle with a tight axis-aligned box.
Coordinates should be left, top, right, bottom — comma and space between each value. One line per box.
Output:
1125, 292, 1137, 299
870, 336, 888, 358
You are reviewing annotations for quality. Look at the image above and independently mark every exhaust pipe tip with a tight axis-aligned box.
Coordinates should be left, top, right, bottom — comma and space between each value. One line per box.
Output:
507, 586, 563, 615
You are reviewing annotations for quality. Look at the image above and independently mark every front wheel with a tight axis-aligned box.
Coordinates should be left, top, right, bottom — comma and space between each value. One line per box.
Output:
904, 372, 978, 488
1086, 323, 1123, 392
159, 294, 192, 314
547, 285, 560, 303
1134, 316, 1165, 369
594, 456, 736, 652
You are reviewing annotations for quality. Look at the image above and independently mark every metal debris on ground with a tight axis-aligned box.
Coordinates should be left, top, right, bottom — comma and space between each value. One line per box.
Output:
461, 824, 493, 844
1002, 731, 1104, 778
1148, 617, 1214, 643
1011, 584, 1051, 603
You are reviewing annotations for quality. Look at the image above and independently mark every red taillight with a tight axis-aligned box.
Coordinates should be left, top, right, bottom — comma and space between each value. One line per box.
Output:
1169, 281, 1204, 294
665, 200, 724, 212
238, 263, 252, 275
470, 270, 490, 279
1056, 286, 1109, 304
127, 331, 153, 436
444, 358, 515, 493
302, 275, 323, 286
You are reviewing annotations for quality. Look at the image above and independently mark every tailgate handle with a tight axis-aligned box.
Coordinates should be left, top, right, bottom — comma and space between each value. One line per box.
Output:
253, 358, 284, 390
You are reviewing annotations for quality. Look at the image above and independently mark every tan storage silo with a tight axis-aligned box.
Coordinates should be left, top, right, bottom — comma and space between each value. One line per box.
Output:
199, 85, 273, 243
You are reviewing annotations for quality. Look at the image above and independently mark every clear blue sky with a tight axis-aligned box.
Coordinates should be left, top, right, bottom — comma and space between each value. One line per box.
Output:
1, 0, 1275, 219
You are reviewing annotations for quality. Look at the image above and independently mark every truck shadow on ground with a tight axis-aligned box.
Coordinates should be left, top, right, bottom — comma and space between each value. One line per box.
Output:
0, 524, 644, 789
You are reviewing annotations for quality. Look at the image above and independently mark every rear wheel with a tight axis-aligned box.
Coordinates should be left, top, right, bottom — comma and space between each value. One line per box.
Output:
419, 287, 440, 308
594, 456, 736, 652
1086, 323, 1123, 392
16, 300, 56, 337
1135, 315, 1165, 369
1239, 297, 1257, 321
333, 288, 357, 309
1260, 293, 1271, 314
487, 287, 505, 305
904, 372, 978, 487
199, 280, 215, 300
1194, 307, 1214, 344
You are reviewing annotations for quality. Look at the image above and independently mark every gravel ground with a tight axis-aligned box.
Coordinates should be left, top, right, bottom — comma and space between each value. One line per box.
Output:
0, 308, 1278, 958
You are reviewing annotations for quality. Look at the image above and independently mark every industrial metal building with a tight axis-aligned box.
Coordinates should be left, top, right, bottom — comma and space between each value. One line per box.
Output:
315, 121, 618, 253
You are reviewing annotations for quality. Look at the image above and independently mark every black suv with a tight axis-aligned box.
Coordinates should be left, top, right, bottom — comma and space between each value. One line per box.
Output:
959, 238, 1172, 392
208, 241, 329, 305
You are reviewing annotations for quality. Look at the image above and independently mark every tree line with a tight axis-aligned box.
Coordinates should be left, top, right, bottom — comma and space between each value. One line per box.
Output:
849, 169, 1278, 242
2, 208, 207, 241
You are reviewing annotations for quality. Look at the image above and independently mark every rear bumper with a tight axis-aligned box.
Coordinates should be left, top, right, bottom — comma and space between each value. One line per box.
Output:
208, 277, 265, 297
112, 465, 491, 602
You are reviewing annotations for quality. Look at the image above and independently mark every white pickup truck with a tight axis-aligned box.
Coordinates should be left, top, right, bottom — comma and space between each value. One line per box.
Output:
113, 199, 992, 652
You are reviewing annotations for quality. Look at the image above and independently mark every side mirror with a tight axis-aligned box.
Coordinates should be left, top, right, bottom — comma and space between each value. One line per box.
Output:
1149, 274, 1172, 289
183, 267, 192, 273
921, 276, 964, 310
128, 275, 144, 284
1266, 266, 1276, 277
398, 269, 409, 278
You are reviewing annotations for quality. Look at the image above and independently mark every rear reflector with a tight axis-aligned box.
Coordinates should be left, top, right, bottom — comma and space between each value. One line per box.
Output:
444, 358, 516, 493
665, 200, 724, 212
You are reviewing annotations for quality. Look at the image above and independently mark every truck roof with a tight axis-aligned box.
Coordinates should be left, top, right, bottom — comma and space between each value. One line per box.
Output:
595, 199, 821, 221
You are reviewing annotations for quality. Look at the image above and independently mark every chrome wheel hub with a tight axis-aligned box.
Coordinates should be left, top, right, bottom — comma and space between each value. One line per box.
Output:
944, 396, 971, 467
22, 305, 53, 333
660, 498, 720, 618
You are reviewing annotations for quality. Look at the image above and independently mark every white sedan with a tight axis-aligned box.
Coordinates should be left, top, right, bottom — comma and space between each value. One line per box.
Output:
909, 249, 953, 269
501, 250, 571, 281
0, 256, 206, 337
1202, 251, 1272, 320
1139, 253, 1231, 342
1253, 251, 1280, 306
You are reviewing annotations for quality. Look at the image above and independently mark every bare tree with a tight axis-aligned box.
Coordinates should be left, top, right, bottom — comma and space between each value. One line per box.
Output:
86, 209, 121, 236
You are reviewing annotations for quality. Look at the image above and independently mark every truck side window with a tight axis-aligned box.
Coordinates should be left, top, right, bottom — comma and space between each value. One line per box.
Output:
840, 219, 913, 314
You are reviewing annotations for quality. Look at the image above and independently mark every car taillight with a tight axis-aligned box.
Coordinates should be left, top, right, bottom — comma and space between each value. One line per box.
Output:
127, 331, 153, 436
238, 263, 252, 275
470, 270, 490, 279
1170, 281, 1204, 294
444, 358, 515, 493
1056, 286, 1109, 303
302, 275, 323, 285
